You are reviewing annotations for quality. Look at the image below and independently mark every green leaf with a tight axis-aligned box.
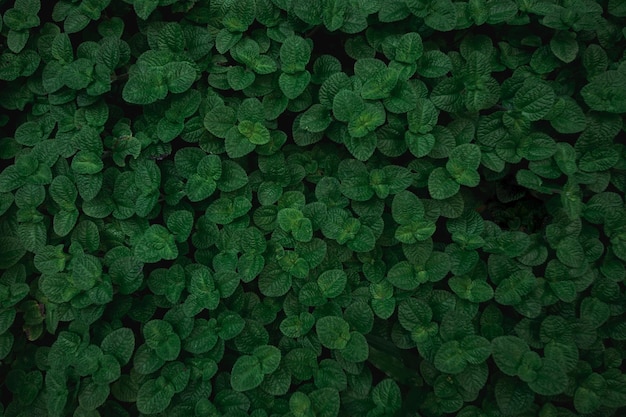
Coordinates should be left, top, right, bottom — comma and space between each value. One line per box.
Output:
34, 245, 66, 274
300, 104, 332, 132
186, 174, 216, 202
550, 31, 578, 63
279, 71, 311, 99
449, 276, 493, 303
581, 71, 626, 113
582, 44, 608, 78
134, 225, 178, 263
101, 328, 135, 366
395, 32, 424, 63
51, 33, 73, 64
227, 66, 255, 90
54, 209, 79, 237
231, 355, 263, 392
333, 89, 364, 123
133, 0, 159, 20
143, 320, 181, 362
513, 78, 555, 121
372, 379, 402, 411
461, 335, 491, 364
344, 132, 377, 161
341, 331, 369, 363
361, 68, 398, 100
253, 345, 281, 374
72, 151, 103, 175
280, 35, 312, 74
217, 160, 248, 192
321, 0, 347, 30
491, 336, 529, 376
41, 273, 78, 305
238, 120, 270, 145
280, 313, 315, 338
317, 269, 347, 298
417, 50, 452, 77
608, 0, 626, 17
495, 270, 535, 305
122, 69, 168, 104
166, 210, 193, 242
391, 190, 424, 224
408, 99, 439, 134
348, 103, 386, 138
136, 378, 174, 414
579, 147, 619, 172
446, 143, 481, 186
495, 377, 535, 416
435, 340, 466, 374
164, 61, 196, 94
421, 0, 457, 31
316, 316, 351, 350
527, 359, 567, 396
204, 105, 237, 138
429, 167, 460, 200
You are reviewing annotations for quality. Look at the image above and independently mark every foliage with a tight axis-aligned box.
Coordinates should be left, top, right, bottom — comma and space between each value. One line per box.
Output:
1, 0, 626, 416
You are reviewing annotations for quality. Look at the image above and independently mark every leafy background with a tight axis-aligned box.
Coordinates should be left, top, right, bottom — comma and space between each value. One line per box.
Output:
1, 0, 626, 416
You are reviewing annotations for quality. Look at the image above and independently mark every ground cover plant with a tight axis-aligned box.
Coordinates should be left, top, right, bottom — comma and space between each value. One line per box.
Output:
1, 0, 626, 416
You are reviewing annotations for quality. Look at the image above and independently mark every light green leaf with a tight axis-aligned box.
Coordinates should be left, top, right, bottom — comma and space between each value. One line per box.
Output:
361, 68, 398, 100
238, 120, 270, 145
348, 103, 386, 138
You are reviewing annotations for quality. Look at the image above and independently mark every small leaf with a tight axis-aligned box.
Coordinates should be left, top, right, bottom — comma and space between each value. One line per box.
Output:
238, 120, 270, 145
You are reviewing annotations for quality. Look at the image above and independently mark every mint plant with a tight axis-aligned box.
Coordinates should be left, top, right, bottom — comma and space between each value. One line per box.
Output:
1, 0, 626, 416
